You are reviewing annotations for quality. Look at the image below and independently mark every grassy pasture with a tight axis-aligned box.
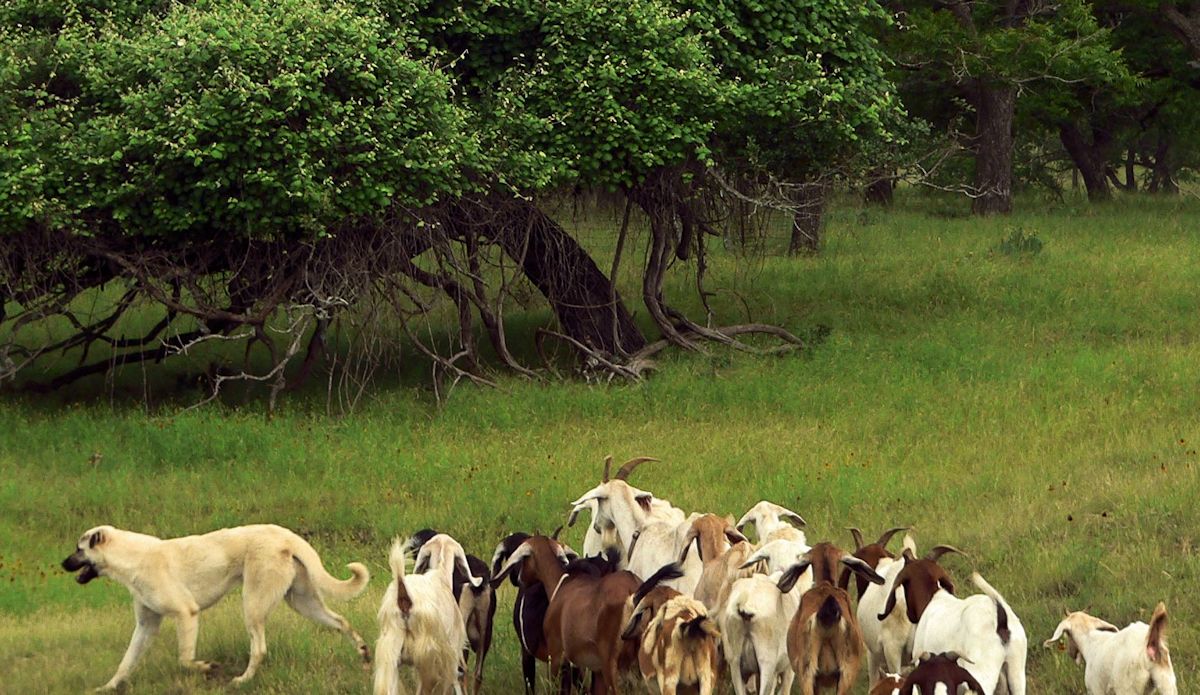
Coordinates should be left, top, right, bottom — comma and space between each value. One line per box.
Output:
2, 194, 1199, 693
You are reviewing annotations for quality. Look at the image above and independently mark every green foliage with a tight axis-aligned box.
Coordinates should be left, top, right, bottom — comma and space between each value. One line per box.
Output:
994, 226, 1044, 257
1, 0, 477, 240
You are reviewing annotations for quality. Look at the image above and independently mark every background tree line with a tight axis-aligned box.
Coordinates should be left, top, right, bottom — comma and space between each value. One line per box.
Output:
0, 0, 1196, 404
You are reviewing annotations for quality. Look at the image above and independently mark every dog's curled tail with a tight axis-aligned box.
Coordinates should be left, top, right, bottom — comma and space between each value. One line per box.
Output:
291, 536, 371, 600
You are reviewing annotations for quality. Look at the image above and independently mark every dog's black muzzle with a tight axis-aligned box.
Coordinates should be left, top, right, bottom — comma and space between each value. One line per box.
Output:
62, 551, 99, 584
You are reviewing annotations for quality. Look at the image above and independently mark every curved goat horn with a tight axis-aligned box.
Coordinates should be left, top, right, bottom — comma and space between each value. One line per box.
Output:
848, 527, 865, 549
614, 456, 659, 481
876, 526, 909, 548
551, 525, 564, 540
602, 455, 614, 482
925, 545, 965, 562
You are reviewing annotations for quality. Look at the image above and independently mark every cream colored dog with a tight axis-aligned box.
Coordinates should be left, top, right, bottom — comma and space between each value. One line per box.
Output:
62, 524, 371, 690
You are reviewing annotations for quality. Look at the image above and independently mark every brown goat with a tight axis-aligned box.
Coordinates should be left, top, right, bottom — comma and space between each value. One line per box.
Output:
681, 514, 751, 612
495, 537, 639, 694
900, 651, 984, 694
780, 542, 885, 695
840, 527, 908, 599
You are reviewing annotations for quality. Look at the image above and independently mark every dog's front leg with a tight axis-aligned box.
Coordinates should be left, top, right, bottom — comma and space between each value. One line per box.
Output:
98, 603, 162, 691
175, 603, 218, 674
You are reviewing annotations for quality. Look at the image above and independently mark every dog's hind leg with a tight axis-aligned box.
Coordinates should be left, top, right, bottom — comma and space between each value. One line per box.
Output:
98, 602, 162, 691
232, 565, 292, 686
287, 575, 371, 665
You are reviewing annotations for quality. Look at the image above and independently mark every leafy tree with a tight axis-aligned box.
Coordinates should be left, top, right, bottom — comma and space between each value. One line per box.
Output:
1, 0, 905, 402
888, 0, 1128, 213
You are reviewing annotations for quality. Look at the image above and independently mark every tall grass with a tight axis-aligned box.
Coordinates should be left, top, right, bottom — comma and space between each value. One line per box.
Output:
2, 193, 1199, 692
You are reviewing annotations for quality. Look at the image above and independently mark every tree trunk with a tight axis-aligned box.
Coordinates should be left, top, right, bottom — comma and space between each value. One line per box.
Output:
972, 83, 1016, 215
1149, 130, 1178, 194
789, 183, 828, 255
1125, 147, 1137, 192
865, 169, 894, 206
1059, 122, 1111, 202
1161, 3, 1200, 60
489, 200, 646, 356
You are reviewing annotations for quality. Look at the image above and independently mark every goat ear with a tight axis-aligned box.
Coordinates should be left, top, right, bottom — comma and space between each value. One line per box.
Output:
413, 544, 432, 575
634, 493, 652, 513
1043, 618, 1071, 649
782, 510, 806, 527
89, 530, 106, 549
1147, 602, 1169, 664
620, 607, 646, 640
456, 550, 483, 588
570, 489, 605, 508
842, 555, 886, 585
878, 578, 903, 622
735, 509, 756, 533
491, 542, 532, 587
678, 536, 698, 564
725, 528, 749, 545
776, 560, 810, 594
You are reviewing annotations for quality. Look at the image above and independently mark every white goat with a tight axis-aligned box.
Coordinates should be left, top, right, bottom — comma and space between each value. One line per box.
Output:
571, 456, 700, 590
374, 534, 482, 695
854, 534, 920, 686
736, 500, 807, 546
566, 497, 624, 561
1044, 603, 1176, 694
879, 555, 1026, 695
719, 571, 800, 695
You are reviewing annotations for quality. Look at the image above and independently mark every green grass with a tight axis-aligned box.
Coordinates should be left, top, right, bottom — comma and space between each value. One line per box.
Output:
3, 193, 1200, 693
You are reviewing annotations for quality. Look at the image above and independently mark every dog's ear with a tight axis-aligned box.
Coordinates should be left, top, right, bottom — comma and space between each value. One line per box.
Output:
89, 530, 106, 549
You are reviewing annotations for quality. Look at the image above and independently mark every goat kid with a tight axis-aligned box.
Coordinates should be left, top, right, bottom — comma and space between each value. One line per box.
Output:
879, 550, 1026, 695
781, 542, 886, 695
374, 534, 482, 695
1044, 602, 1176, 695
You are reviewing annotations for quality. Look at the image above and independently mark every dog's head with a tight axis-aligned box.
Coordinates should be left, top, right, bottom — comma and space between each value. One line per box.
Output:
62, 526, 114, 585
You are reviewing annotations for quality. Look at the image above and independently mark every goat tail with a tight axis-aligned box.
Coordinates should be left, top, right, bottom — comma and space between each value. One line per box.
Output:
287, 532, 370, 600
372, 619, 408, 695
970, 572, 1013, 645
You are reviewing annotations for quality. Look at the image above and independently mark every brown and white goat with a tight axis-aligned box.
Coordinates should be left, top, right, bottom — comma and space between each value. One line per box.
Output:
1043, 602, 1177, 694
494, 536, 639, 694
878, 549, 1026, 695
869, 673, 904, 695
623, 563, 721, 694
780, 542, 885, 695
900, 651, 984, 694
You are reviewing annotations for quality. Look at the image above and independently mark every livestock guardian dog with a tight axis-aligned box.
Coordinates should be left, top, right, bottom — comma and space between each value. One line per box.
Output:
62, 524, 371, 690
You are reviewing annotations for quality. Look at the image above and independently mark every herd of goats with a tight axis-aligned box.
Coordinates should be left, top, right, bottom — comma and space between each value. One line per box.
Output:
63, 456, 1178, 694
